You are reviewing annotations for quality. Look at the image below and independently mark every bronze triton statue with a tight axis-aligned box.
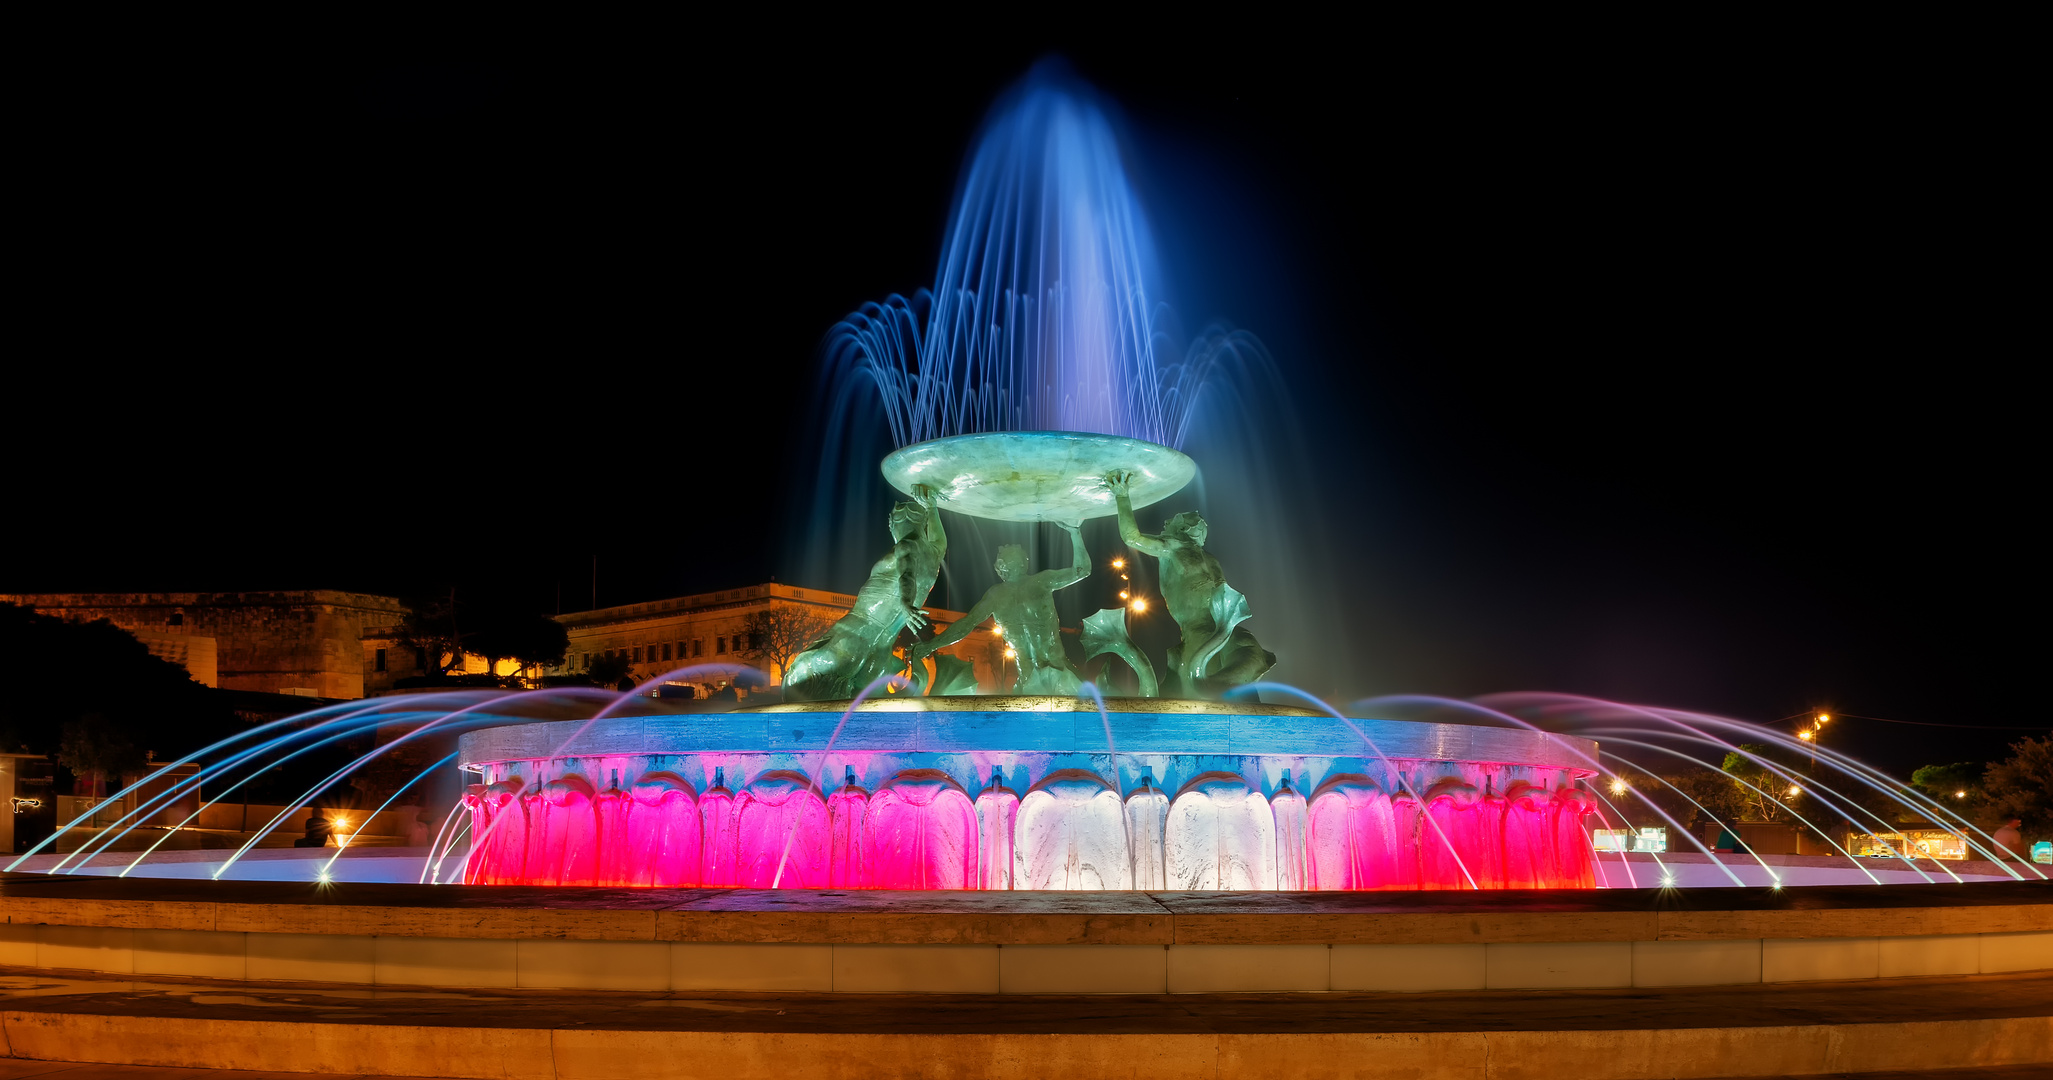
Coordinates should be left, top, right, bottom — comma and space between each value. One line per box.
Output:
783, 484, 946, 701
912, 521, 1090, 695
1105, 470, 1275, 696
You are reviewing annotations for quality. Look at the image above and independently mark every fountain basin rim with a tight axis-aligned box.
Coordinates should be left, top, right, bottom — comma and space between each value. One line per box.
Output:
456, 704, 1603, 775
880, 430, 1194, 523
748, 695, 1324, 717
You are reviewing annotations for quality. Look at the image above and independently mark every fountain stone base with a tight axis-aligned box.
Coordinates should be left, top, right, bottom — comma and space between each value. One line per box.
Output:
456, 697, 1601, 890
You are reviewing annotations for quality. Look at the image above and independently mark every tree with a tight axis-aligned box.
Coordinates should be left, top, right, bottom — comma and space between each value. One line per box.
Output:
57, 712, 143, 782
398, 589, 567, 684
1982, 735, 2053, 840
1910, 761, 1985, 819
397, 592, 465, 677
1720, 742, 1811, 823
588, 652, 634, 691
0, 602, 240, 794
1607, 764, 1747, 835
740, 605, 833, 684
466, 603, 569, 679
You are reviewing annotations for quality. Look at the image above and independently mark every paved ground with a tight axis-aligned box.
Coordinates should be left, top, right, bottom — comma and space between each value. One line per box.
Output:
1, 1056, 2044, 1080
0, 1062, 443, 1080
5, 966, 2051, 1034
6, 869, 2051, 917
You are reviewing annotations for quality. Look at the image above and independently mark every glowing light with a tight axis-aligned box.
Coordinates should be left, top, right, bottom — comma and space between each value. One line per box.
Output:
1787, 785, 1801, 797
1661, 875, 1676, 887
991, 623, 1004, 638
1110, 558, 1125, 570
317, 870, 332, 883
1608, 778, 1628, 796
1002, 646, 1017, 660
1129, 598, 1147, 613
1957, 790, 1968, 799
1118, 590, 1130, 600
1798, 731, 1814, 741
1816, 714, 1830, 723
1771, 881, 1783, 891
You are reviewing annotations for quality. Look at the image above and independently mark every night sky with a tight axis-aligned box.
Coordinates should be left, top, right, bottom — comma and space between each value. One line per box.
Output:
8, 37, 2030, 775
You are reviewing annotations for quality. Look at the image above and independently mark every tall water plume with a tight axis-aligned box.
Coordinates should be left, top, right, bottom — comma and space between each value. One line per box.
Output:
794, 61, 1344, 688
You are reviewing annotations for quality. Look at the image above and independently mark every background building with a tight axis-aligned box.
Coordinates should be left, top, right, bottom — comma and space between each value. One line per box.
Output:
545, 582, 1007, 694
2, 591, 408, 699
10, 585, 1014, 702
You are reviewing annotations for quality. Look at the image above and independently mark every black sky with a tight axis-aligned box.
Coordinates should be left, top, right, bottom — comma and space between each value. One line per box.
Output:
6, 32, 2033, 774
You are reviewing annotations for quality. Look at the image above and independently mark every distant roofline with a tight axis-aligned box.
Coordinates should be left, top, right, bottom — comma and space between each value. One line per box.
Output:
552, 582, 971, 627
1, 590, 408, 611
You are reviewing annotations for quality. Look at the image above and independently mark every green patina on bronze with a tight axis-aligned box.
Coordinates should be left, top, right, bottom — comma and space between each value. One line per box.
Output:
782, 484, 946, 702
1107, 469, 1275, 697
913, 521, 1090, 695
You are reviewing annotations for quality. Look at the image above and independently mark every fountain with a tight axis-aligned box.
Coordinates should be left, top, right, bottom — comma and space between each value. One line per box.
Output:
7, 63, 2036, 897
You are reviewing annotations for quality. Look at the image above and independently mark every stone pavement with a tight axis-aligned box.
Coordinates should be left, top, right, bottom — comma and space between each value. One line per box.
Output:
0, 1062, 443, 1080
4, 967, 2050, 1033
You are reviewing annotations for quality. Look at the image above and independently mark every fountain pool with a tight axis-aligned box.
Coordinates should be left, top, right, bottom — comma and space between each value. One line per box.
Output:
452, 697, 1603, 890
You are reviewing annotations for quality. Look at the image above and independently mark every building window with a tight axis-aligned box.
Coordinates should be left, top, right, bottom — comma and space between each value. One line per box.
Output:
168, 612, 184, 626
693, 639, 703, 657
633, 646, 643, 663
583, 653, 592, 669
717, 636, 727, 654
374, 648, 387, 673
676, 641, 686, 661
661, 642, 672, 662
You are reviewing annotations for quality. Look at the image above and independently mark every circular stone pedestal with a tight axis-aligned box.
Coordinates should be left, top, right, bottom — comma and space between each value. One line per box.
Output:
454, 697, 1604, 891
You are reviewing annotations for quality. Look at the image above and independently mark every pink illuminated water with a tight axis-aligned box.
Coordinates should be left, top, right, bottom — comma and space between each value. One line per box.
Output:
465, 764, 1601, 890
828, 774, 870, 888
1307, 775, 1398, 889
867, 770, 979, 889
699, 774, 736, 886
627, 772, 699, 887
734, 772, 830, 888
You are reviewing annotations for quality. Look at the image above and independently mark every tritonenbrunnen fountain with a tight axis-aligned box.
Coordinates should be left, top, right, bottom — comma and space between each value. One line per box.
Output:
10, 63, 2037, 899
5, 59, 2050, 1080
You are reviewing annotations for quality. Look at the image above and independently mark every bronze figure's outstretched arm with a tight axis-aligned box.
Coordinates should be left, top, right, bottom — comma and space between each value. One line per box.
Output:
894, 483, 941, 631
920, 484, 945, 552
1104, 471, 1169, 557
913, 596, 993, 658
1034, 521, 1091, 590
893, 546, 930, 631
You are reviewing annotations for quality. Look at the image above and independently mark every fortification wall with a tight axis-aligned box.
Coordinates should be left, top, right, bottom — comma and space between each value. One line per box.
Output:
1, 591, 408, 699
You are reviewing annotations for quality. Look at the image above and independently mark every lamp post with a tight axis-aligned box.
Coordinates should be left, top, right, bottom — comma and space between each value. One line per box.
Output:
1797, 713, 1828, 767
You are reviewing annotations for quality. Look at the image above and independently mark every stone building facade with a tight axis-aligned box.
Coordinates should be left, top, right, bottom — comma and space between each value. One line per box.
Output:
546, 582, 1007, 693
10, 585, 1012, 702
2, 591, 410, 700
